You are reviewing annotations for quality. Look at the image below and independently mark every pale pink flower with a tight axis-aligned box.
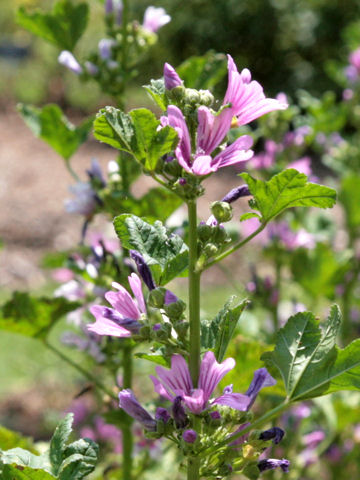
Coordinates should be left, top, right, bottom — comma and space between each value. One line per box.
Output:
142, 7, 171, 33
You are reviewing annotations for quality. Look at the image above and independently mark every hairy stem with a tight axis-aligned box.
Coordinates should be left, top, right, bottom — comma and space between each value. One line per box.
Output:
43, 340, 116, 400
187, 200, 201, 480
203, 223, 266, 271
122, 345, 134, 480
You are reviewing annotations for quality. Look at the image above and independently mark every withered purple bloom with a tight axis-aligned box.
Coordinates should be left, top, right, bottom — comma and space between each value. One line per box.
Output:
259, 427, 285, 445
119, 389, 156, 431
221, 185, 250, 204
258, 458, 290, 473
130, 250, 156, 290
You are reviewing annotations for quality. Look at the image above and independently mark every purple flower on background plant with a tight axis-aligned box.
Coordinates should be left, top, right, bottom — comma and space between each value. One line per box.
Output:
87, 158, 106, 186
163, 105, 253, 175
65, 182, 97, 217
303, 430, 325, 449
164, 63, 182, 90
183, 429, 197, 443
85, 61, 99, 76
258, 458, 290, 473
224, 55, 287, 126
345, 47, 360, 82
288, 157, 312, 177
87, 273, 145, 337
58, 51, 83, 74
54, 280, 85, 301
119, 389, 157, 431
98, 38, 116, 60
150, 352, 275, 414
142, 6, 171, 33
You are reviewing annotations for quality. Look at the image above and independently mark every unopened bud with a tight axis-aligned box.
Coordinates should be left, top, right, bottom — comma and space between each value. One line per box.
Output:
211, 201, 233, 223
167, 85, 186, 102
203, 243, 218, 257
164, 63, 182, 90
199, 89, 214, 106
182, 429, 197, 444
212, 225, 228, 244
197, 223, 213, 242
185, 88, 200, 105
148, 287, 167, 308
163, 297, 186, 319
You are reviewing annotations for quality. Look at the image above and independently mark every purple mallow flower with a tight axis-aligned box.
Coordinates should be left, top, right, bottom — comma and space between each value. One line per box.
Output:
130, 250, 156, 290
183, 429, 197, 444
224, 55, 287, 126
119, 389, 157, 431
164, 63, 182, 90
163, 104, 253, 175
150, 352, 275, 414
142, 6, 171, 33
58, 51, 83, 74
98, 38, 116, 60
65, 182, 97, 217
87, 273, 145, 337
258, 458, 290, 473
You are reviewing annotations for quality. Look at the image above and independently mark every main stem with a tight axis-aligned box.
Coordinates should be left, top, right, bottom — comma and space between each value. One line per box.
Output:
187, 200, 201, 480
122, 345, 133, 480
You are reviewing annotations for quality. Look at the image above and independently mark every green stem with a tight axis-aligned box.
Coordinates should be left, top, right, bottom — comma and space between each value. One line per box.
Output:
203, 223, 266, 271
122, 345, 133, 480
119, 152, 131, 193
187, 200, 201, 480
43, 340, 116, 399
65, 161, 80, 182
121, 0, 130, 79
272, 255, 282, 333
199, 400, 289, 457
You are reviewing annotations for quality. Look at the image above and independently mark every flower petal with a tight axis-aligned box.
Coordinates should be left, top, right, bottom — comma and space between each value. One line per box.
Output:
106, 286, 140, 320
199, 351, 235, 403
183, 389, 205, 414
197, 107, 233, 155
245, 367, 276, 409
128, 273, 146, 313
88, 306, 131, 337
212, 393, 250, 411
212, 135, 254, 170
155, 355, 193, 398
167, 106, 192, 169
191, 155, 216, 176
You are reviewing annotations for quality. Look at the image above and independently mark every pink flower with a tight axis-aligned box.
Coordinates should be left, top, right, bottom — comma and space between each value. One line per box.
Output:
224, 55, 287, 126
142, 7, 171, 33
165, 105, 253, 176
87, 273, 145, 337
150, 352, 275, 414
58, 51, 83, 74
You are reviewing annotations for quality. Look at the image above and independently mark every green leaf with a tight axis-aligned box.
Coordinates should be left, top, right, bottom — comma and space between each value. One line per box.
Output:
49, 414, 73, 476
0, 426, 38, 454
135, 352, 170, 367
1, 465, 55, 480
94, 107, 178, 171
113, 214, 188, 285
16, 0, 88, 51
129, 109, 178, 171
290, 243, 351, 299
239, 212, 261, 222
240, 169, 337, 223
58, 439, 98, 480
101, 410, 132, 429
0, 293, 80, 339
18, 104, 92, 161
143, 79, 167, 111
0, 448, 50, 471
176, 51, 227, 90
201, 298, 249, 362
93, 107, 135, 152
262, 305, 360, 401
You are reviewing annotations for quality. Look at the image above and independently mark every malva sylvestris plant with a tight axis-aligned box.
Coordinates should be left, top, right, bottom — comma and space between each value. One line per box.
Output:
3, 5, 360, 478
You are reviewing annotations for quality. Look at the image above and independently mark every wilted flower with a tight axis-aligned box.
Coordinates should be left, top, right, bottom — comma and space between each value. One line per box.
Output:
259, 427, 285, 445
58, 51, 83, 74
87, 273, 145, 337
258, 458, 290, 473
142, 6, 171, 33
150, 352, 275, 414
119, 389, 157, 431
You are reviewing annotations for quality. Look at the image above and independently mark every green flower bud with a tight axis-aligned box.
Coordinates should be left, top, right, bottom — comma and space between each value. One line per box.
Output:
185, 88, 201, 105
212, 225, 228, 244
139, 325, 151, 338
148, 287, 167, 308
197, 223, 213, 243
163, 298, 186, 319
199, 89, 214, 106
167, 85, 186, 102
210, 201, 233, 223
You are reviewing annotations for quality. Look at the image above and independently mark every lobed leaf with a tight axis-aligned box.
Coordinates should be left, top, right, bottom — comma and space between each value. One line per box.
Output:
16, 0, 88, 51
18, 104, 92, 161
0, 293, 80, 339
240, 169, 336, 223
262, 305, 360, 401
201, 297, 249, 362
143, 79, 168, 111
0, 465, 55, 479
114, 214, 188, 285
49, 414, 73, 476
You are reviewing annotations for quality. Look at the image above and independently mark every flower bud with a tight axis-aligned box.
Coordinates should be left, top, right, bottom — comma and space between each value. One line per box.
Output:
184, 88, 200, 105
148, 287, 167, 308
182, 429, 197, 444
197, 223, 213, 243
163, 295, 186, 319
172, 396, 188, 428
167, 85, 186, 102
199, 89, 214, 106
212, 225, 228, 244
203, 243, 218, 257
210, 201, 233, 223
164, 63, 182, 90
